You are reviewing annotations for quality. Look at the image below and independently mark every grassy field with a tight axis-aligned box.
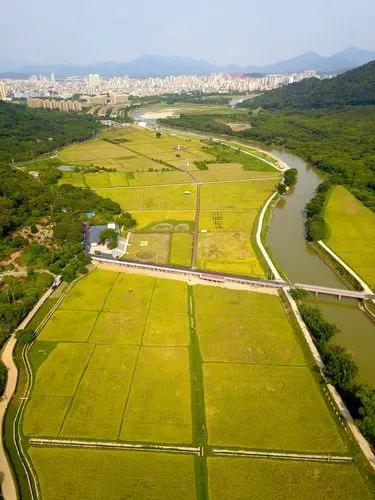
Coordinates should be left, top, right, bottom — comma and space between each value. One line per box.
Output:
325, 185, 375, 289
194, 285, 346, 453
207, 457, 372, 500
29, 447, 196, 499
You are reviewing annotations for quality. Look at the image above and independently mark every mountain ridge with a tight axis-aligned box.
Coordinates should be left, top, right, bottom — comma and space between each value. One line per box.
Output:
1, 47, 374, 78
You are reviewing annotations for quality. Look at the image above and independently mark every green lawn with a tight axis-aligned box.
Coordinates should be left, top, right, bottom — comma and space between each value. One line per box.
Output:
325, 185, 375, 289
29, 447, 196, 499
207, 457, 372, 500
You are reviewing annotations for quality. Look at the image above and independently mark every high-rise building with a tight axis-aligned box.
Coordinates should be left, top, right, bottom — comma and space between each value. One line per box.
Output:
50, 73, 55, 82
0, 82, 6, 100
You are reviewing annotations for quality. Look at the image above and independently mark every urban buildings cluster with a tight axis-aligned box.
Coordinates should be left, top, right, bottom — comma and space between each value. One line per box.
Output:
26, 97, 83, 112
0, 82, 6, 100
1, 69, 320, 101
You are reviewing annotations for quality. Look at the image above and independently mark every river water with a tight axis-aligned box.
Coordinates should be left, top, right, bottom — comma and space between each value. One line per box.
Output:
267, 149, 375, 385
132, 109, 375, 385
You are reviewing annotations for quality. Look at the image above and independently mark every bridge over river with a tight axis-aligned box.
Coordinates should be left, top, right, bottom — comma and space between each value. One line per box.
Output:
92, 256, 375, 301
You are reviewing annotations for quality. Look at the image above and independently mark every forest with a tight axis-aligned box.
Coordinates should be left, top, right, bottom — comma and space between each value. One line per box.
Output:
0, 101, 99, 163
241, 60, 375, 109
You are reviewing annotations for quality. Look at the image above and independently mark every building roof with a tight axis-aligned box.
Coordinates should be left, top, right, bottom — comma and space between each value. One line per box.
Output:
88, 223, 119, 244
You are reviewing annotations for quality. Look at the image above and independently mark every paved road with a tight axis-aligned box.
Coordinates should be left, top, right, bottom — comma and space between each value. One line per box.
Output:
0, 286, 55, 499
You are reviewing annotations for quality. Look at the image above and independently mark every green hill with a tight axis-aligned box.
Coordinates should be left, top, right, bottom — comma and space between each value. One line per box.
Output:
0, 101, 99, 163
241, 60, 375, 109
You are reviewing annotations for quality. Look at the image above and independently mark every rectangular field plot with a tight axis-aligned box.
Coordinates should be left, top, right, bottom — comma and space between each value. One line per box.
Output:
38, 309, 98, 342
29, 447, 197, 500
23, 343, 94, 436
96, 184, 196, 211
150, 278, 188, 313
60, 269, 118, 311
120, 346, 192, 444
199, 210, 257, 232
170, 233, 193, 266
196, 314, 304, 365
61, 345, 138, 440
203, 363, 346, 452
126, 233, 171, 264
144, 313, 190, 346
197, 231, 263, 276
103, 273, 155, 314
200, 180, 275, 210
207, 457, 372, 500
89, 312, 145, 345
194, 284, 282, 317
325, 185, 375, 288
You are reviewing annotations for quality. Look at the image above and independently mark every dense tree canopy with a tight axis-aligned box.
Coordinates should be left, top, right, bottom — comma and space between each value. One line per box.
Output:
241, 60, 375, 109
0, 101, 99, 163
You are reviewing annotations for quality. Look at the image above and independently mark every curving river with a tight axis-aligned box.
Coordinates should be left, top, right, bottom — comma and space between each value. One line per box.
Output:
267, 149, 375, 385
133, 108, 375, 385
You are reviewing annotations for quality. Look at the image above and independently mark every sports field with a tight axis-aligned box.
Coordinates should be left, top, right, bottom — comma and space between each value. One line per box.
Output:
20, 269, 373, 498
324, 185, 375, 289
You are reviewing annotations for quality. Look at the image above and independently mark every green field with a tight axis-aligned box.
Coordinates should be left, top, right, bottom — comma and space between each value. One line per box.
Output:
325, 185, 375, 289
207, 457, 372, 500
58, 125, 282, 276
21, 270, 373, 498
23, 271, 193, 444
195, 180, 276, 275
194, 285, 346, 453
29, 447, 196, 500
170, 233, 193, 266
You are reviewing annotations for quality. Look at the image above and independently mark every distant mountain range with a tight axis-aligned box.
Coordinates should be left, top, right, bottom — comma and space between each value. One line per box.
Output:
1, 47, 374, 79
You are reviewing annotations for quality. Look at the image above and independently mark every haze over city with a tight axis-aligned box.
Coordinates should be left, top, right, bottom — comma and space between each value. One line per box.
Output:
1, 0, 375, 70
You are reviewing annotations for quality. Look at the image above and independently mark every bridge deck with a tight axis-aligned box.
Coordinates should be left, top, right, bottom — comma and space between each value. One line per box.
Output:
92, 255, 374, 301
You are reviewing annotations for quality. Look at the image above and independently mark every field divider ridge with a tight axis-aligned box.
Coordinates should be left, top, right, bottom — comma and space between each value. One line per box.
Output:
28, 438, 201, 455
211, 447, 353, 463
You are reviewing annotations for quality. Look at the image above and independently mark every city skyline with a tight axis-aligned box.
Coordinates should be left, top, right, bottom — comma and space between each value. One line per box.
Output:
1, 0, 375, 70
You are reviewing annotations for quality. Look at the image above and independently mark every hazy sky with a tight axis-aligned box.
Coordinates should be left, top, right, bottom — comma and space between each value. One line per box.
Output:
1, 0, 375, 68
